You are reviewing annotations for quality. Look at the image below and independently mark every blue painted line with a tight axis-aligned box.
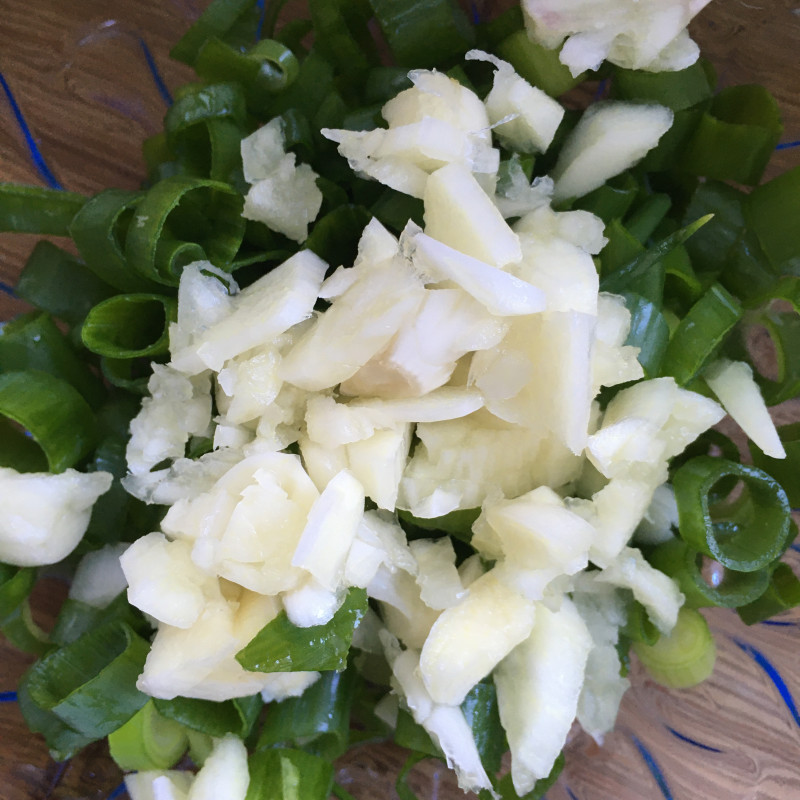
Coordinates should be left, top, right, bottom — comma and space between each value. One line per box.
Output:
469, 1, 482, 25
0, 70, 63, 189
137, 37, 173, 106
1, 279, 16, 298
631, 735, 674, 800
760, 619, 798, 627
256, 0, 266, 40
565, 786, 580, 800
776, 140, 800, 151
0, 691, 18, 703
734, 638, 800, 726
107, 782, 128, 799
593, 78, 609, 101
665, 725, 723, 753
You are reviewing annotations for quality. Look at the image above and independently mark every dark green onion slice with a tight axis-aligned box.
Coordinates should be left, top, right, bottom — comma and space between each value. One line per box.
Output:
0, 183, 86, 235
23, 621, 150, 738
745, 307, 800, 406
256, 667, 356, 760
16, 672, 95, 762
170, 0, 259, 66
15, 241, 114, 328
236, 587, 367, 673
153, 694, 263, 739
573, 172, 638, 225
461, 679, 506, 776
673, 456, 791, 573
0, 370, 97, 473
394, 709, 441, 759
660, 283, 742, 386
0, 311, 105, 408
751, 422, 800, 506
80, 293, 176, 359
746, 164, 800, 274
680, 85, 783, 186
194, 38, 300, 110
368, 0, 475, 69
246, 747, 335, 800
633, 607, 716, 688
647, 538, 770, 609
50, 594, 145, 647
625, 193, 672, 244
0, 565, 49, 655
304, 205, 372, 267
600, 214, 712, 301
613, 60, 713, 111
69, 188, 160, 292
310, 0, 378, 80
737, 561, 800, 626
124, 175, 245, 285
495, 29, 584, 97
100, 357, 153, 395
108, 699, 189, 771
487, 752, 565, 800
622, 292, 670, 377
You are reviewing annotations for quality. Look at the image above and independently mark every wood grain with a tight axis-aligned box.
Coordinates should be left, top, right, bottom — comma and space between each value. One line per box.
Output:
1, 2, 800, 798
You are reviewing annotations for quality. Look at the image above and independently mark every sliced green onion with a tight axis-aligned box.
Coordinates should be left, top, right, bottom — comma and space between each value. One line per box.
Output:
622, 292, 670, 378
80, 293, 176, 359
751, 422, 800, 506
746, 164, 800, 274
23, 621, 149, 739
0, 183, 86, 235
1, 599, 51, 656
368, 0, 475, 69
108, 699, 189, 771
194, 38, 301, 112
153, 694, 263, 739
49, 594, 144, 647
660, 283, 742, 386
397, 508, 480, 544
672, 456, 791, 573
625, 193, 672, 244
461, 679, 506, 776
633, 607, 716, 689
394, 708, 441, 759
15, 241, 114, 328
100, 357, 153, 395
601, 219, 645, 277
170, 0, 258, 66
573, 172, 638, 225
310, 0, 378, 80
236, 587, 367, 673
495, 29, 584, 97
488, 752, 565, 800
622, 596, 660, 647
69, 188, 161, 292
680, 85, 783, 186
304, 205, 372, 267
256, 667, 355, 760
0, 370, 97, 473
744, 308, 800, 406
600, 214, 712, 300
737, 562, 800, 626
648, 537, 770, 609
613, 60, 713, 111
125, 176, 245, 285
16, 672, 95, 762
245, 747, 335, 800
0, 312, 105, 408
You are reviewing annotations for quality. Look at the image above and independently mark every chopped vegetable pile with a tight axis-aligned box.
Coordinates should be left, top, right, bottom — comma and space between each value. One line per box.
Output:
2, 0, 800, 798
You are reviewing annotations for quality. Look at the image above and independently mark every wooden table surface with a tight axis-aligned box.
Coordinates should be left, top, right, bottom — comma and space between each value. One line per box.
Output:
2, 1, 800, 798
